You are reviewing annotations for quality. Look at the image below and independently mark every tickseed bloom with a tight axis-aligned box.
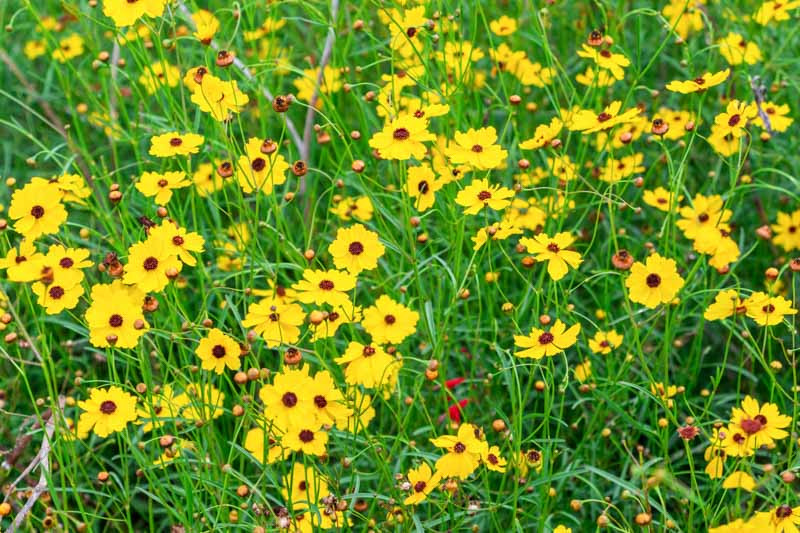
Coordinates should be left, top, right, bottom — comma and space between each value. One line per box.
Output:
588, 330, 623, 354
651, 382, 679, 408
191, 9, 220, 44
472, 221, 522, 251
136, 171, 190, 205
483, 445, 508, 473
489, 15, 518, 36
445, 127, 508, 170
643, 187, 682, 212
77, 386, 138, 438
139, 62, 181, 95
85, 280, 149, 349
52, 34, 84, 63
335, 341, 396, 388
576, 44, 630, 80
677, 194, 732, 240
718, 33, 762, 65
405, 164, 442, 211
361, 295, 419, 344
42, 245, 92, 287
236, 137, 290, 195
722, 471, 756, 492
282, 426, 329, 456
196, 328, 241, 374
430, 423, 488, 480
309, 303, 362, 341
328, 224, 385, 274
455, 178, 515, 215
243, 428, 283, 465
192, 162, 225, 196
190, 73, 250, 120
519, 232, 583, 281
743, 292, 797, 326
123, 238, 182, 293
149, 132, 204, 157
308, 370, 352, 427
241, 297, 305, 347
704, 289, 746, 321
772, 209, 800, 251
754, 1, 800, 25
752, 101, 794, 132
575, 66, 616, 87
0, 241, 46, 282
514, 319, 581, 359
103, 0, 167, 27
750, 505, 800, 532
568, 101, 640, 134
666, 69, 730, 93
403, 463, 441, 505
713, 100, 757, 138
31, 281, 83, 315
368, 115, 435, 160
148, 220, 205, 266
9, 180, 68, 240
519, 118, 563, 150
729, 395, 791, 449
258, 366, 315, 431
292, 269, 356, 307
625, 253, 685, 308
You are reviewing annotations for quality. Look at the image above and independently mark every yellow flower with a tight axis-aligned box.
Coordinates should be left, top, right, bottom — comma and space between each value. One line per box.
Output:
722, 471, 756, 492
519, 118, 563, 150
123, 237, 182, 293
24, 40, 47, 60
195, 328, 241, 374
103, 0, 167, 27
293, 65, 342, 105
258, 366, 315, 431
662, 0, 705, 39
471, 222, 522, 251
136, 171, 190, 205
403, 463, 441, 505
148, 220, 205, 267
718, 33, 762, 65
703, 289, 746, 321
335, 341, 397, 388
568, 101, 640, 134
666, 69, 730, 93
191, 9, 220, 43
455, 178, 515, 215
369, 115, 436, 161
713, 100, 757, 138
489, 15, 517, 36
307, 370, 352, 427
743, 292, 797, 326
729, 395, 791, 449
576, 44, 630, 80
519, 232, 583, 281
643, 187, 682, 212
514, 319, 581, 359
328, 223, 385, 274
588, 330, 623, 354
676, 194, 732, 240
404, 164, 443, 211
361, 295, 419, 344
292, 269, 356, 307
9, 181, 68, 240
771, 209, 800, 251
445, 127, 508, 170
575, 66, 616, 87
77, 386, 138, 438
52, 34, 84, 63
625, 253, 684, 308
752, 101, 794, 132
192, 162, 225, 197
190, 74, 249, 120
482, 445, 507, 473
330, 195, 374, 221
430, 423, 488, 480
754, 1, 800, 25
282, 426, 329, 456
0, 240, 46, 282
241, 297, 305, 348
139, 62, 181, 95
149, 132, 204, 157
235, 138, 290, 195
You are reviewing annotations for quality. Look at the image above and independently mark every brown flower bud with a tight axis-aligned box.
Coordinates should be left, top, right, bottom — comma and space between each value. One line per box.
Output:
272, 95, 291, 113
292, 160, 307, 176
217, 161, 234, 178
612, 249, 634, 270
588, 29, 604, 47
260, 139, 278, 155
351, 159, 365, 173
216, 50, 235, 67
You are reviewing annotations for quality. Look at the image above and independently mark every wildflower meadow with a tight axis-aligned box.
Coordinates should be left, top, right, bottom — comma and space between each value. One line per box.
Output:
2, 0, 800, 531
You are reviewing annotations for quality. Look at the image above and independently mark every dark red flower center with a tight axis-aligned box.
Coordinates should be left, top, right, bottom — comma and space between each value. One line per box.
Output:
314, 395, 327, 408
597, 112, 612, 122
728, 114, 741, 127
414, 480, 427, 492
477, 190, 492, 201
348, 241, 364, 255
453, 442, 466, 453
418, 180, 429, 193
30, 205, 45, 218
299, 429, 314, 443
143, 257, 159, 271
318, 280, 334, 290
59, 257, 74, 268
538, 332, 554, 345
211, 345, 226, 358
100, 400, 117, 414
362, 346, 376, 357
471, 144, 483, 153
109, 314, 123, 327
384, 314, 396, 325
169, 137, 183, 146
172, 235, 185, 246
282, 392, 298, 407
646, 273, 661, 288
49, 286, 65, 299
547, 242, 560, 253
251, 158, 266, 171
740, 416, 766, 434
393, 128, 410, 140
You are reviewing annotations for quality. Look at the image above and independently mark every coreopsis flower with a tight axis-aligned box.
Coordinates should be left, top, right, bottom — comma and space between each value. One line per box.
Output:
282, 461, 329, 512
52, 34, 84, 63
139, 62, 181, 94
41, 245, 92, 288
329, 224, 385, 274
386, 6, 427, 57
729, 395, 791, 449
625, 253, 684, 308
471, 221, 522, 251
9, 181, 68, 240
136, 384, 189, 432
85, 280, 149, 348
258, 367, 315, 431
588, 330, 623, 354
598, 153, 645, 183
574, 360, 592, 382
195, 328, 241, 374
241, 297, 305, 347
553, 526, 572, 533
708, 519, 754, 533
0, 240, 46, 282
123, 238, 181, 293
676, 194, 732, 240
771, 209, 800, 250
183, 383, 225, 423
754, 1, 800, 25
293, 65, 342, 105
282, 426, 329, 456
666, 69, 730, 93
192, 162, 225, 196
693, 226, 740, 269
455, 178, 515, 215
244, 427, 283, 464
103, 0, 167, 27
750, 505, 800, 532
514, 319, 581, 359
236, 137, 290, 195
704, 429, 727, 479
653, 108, 695, 140
335, 341, 397, 388
243, 16, 287, 41
718, 33, 762, 65
714, 100, 757, 138
403, 463, 441, 505
361, 295, 419, 344
662, 0, 705, 39
136, 171, 190, 205
722, 471, 756, 492
445, 127, 508, 170
31, 281, 83, 315
547, 154, 579, 182
430, 423, 488, 480
751, 101, 794, 132
568, 101, 640, 134
575, 66, 616, 87
404, 164, 442, 211
24, 40, 47, 60
517, 449, 543, 476
519, 118, 563, 150
292, 269, 356, 307
149, 132, 204, 157
482, 445, 507, 473
743, 292, 797, 326
191, 9, 220, 43
309, 303, 362, 341
651, 382, 679, 407
703, 289, 746, 321
519, 232, 583, 281
77, 386, 138, 438
330, 195, 374, 221
489, 15, 517, 35
190, 73, 249, 120
368, 115, 435, 160
308, 370, 352, 426
643, 187, 682, 212
576, 44, 630, 80
148, 220, 205, 266
707, 130, 741, 157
